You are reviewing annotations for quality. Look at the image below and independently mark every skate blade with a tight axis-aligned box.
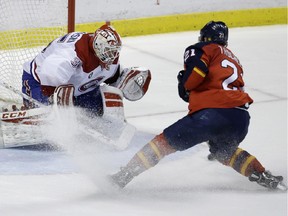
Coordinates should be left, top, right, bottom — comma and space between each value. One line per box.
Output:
277, 182, 288, 191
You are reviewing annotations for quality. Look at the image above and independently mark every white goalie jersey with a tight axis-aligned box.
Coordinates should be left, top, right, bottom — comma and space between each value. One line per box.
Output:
22, 31, 151, 101
23, 32, 120, 97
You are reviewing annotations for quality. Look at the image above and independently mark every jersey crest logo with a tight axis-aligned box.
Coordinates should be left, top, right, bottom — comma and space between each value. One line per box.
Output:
78, 76, 104, 92
70, 57, 81, 68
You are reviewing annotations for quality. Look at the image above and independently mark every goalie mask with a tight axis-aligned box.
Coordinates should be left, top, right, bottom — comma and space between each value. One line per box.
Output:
92, 25, 122, 65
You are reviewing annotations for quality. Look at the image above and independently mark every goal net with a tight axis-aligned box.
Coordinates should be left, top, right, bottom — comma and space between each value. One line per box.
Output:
0, 0, 73, 106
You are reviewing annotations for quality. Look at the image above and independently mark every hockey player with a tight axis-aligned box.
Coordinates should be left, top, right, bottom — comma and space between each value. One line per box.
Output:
0, 24, 151, 149
21, 24, 151, 114
110, 21, 286, 190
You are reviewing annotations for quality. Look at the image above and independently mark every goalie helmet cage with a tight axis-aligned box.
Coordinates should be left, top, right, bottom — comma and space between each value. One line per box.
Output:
0, 0, 75, 105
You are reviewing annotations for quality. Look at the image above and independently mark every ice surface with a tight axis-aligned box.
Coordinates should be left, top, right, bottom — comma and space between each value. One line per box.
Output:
0, 25, 287, 216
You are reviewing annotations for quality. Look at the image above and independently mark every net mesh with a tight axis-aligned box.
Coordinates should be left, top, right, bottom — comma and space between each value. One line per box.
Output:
0, 0, 69, 104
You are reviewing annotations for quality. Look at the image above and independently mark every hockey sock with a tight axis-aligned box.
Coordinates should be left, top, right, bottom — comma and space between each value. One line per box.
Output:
225, 148, 265, 177
124, 133, 176, 177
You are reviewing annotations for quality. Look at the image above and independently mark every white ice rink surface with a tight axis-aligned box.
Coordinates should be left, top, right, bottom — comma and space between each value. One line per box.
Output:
0, 25, 287, 216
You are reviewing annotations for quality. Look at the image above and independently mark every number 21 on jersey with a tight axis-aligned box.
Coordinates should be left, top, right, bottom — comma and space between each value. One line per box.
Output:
221, 59, 243, 91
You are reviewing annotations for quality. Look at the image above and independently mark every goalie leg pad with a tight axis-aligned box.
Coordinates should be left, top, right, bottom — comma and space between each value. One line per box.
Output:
99, 84, 125, 121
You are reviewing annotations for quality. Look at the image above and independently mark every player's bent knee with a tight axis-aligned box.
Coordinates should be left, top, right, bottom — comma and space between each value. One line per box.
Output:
151, 133, 177, 156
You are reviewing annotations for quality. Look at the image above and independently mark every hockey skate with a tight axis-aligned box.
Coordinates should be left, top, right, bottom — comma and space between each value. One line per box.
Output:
109, 168, 136, 188
249, 171, 287, 190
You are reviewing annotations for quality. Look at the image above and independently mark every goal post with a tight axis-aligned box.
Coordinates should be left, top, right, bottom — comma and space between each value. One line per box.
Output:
0, 0, 75, 105
68, 0, 76, 33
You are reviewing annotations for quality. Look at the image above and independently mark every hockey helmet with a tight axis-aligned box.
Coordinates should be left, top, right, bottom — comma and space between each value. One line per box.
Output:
198, 21, 228, 46
92, 25, 122, 65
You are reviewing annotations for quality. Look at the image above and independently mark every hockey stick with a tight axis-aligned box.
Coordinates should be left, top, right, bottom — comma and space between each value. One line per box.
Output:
0, 80, 52, 121
0, 79, 46, 108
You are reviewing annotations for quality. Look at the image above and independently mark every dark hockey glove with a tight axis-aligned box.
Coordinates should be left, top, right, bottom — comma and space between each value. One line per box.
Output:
177, 70, 189, 103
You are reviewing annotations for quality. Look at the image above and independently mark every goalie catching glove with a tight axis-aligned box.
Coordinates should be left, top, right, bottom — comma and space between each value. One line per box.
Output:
115, 67, 151, 101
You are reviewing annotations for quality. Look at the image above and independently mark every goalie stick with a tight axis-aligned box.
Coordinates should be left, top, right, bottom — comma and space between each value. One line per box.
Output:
0, 79, 44, 107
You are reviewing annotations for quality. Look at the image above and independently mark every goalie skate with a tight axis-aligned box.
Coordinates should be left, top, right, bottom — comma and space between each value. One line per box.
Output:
249, 171, 287, 191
